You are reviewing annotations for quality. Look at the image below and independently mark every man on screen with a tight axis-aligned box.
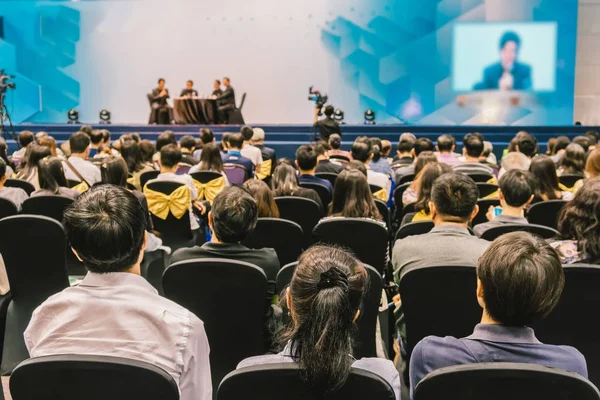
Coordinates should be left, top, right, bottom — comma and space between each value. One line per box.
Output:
474, 31, 532, 91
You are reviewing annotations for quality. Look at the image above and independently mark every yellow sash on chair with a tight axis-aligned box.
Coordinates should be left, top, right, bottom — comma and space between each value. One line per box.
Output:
412, 210, 432, 222
373, 189, 388, 202
559, 182, 576, 194
126, 176, 135, 186
256, 159, 272, 181
483, 191, 499, 200
486, 176, 499, 185
144, 185, 191, 220
72, 181, 89, 194
192, 176, 226, 203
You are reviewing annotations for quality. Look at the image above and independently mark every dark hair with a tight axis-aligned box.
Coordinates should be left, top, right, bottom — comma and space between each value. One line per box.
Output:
139, 140, 156, 163
221, 133, 232, 151
200, 128, 214, 144
436, 134, 455, 152
18, 130, 34, 147
18, 144, 51, 180
414, 138, 434, 156
241, 125, 254, 141
529, 155, 561, 200
243, 179, 280, 218
187, 79, 193, 86
344, 160, 367, 177
431, 172, 479, 222
215, 79, 221, 85
546, 138, 557, 155
227, 133, 244, 149
477, 232, 563, 326
381, 140, 391, 156
271, 164, 301, 196
368, 138, 383, 162
89, 130, 104, 145
517, 133, 538, 158
281, 245, 368, 391
557, 177, 600, 262
156, 131, 177, 152
559, 143, 585, 175
553, 136, 571, 153
100, 157, 129, 187
296, 145, 318, 170
573, 136, 590, 153
120, 140, 145, 173
0, 138, 10, 167
328, 134, 342, 150
350, 141, 372, 163
223, 77, 230, 82
0, 158, 6, 178
101, 129, 111, 143
131, 133, 141, 143
199, 143, 224, 173
463, 134, 484, 158
499, 170, 536, 207
69, 132, 91, 154
329, 169, 381, 220
38, 156, 69, 193
180, 135, 196, 150
38, 136, 58, 157
586, 149, 600, 178
158, 78, 165, 84
211, 186, 257, 242
64, 185, 147, 273
324, 105, 334, 117
415, 163, 452, 214
314, 141, 331, 157
160, 144, 182, 169
79, 125, 93, 135
499, 31, 521, 50
414, 151, 438, 177
397, 137, 415, 154
585, 131, 599, 146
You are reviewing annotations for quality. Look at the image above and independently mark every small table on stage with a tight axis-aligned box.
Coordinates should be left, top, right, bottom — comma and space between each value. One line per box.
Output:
174, 97, 218, 124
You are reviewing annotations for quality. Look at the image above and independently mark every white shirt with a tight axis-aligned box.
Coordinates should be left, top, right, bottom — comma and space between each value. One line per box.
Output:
0, 186, 28, 211
367, 169, 391, 194
148, 172, 199, 230
63, 156, 101, 186
25, 272, 212, 400
240, 144, 263, 166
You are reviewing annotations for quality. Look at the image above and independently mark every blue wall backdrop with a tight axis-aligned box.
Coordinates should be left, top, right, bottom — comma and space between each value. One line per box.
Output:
0, 0, 578, 125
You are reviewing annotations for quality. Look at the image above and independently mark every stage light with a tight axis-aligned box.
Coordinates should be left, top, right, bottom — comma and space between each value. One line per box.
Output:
333, 108, 344, 122
364, 109, 376, 125
67, 109, 79, 124
99, 109, 111, 124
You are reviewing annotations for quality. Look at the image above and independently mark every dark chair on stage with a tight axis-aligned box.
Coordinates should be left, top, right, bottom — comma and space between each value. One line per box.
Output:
10, 355, 179, 400
275, 197, 322, 249
527, 200, 567, 230
315, 172, 338, 187
223, 164, 248, 185
0, 198, 18, 220
224, 93, 247, 125
559, 174, 584, 189
22, 196, 74, 222
299, 182, 331, 209
5, 179, 35, 196
480, 224, 559, 241
242, 218, 303, 266
139, 170, 160, 191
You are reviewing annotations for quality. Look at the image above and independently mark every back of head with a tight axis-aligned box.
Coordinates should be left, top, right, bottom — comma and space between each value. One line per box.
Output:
0, 159, 6, 179
240, 125, 254, 141
89, 130, 104, 145
227, 133, 244, 150
282, 245, 367, 391
69, 132, 91, 155
350, 141, 372, 163
436, 134, 455, 153
344, 160, 367, 177
199, 143, 224, 172
324, 105, 334, 117
381, 140, 392, 157
546, 138, 557, 155
586, 149, 600, 178
211, 186, 257, 243
415, 163, 452, 214
21, 144, 51, 176
271, 163, 299, 195
120, 140, 143, 173
101, 129, 111, 144
368, 138, 382, 162
560, 143, 586, 174
38, 136, 57, 157
501, 151, 531, 172
100, 157, 129, 187
156, 131, 177, 152
160, 144, 182, 169
557, 177, 600, 262
0, 138, 9, 163
63, 185, 147, 273
243, 179, 279, 218
586, 131, 599, 146
18, 130, 34, 148
477, 232, 564, 326
517, 133, 538, 158
296, 145, 318, 171
553, 136, 571, 153
330, 169, 380, 220
463, 134, 484, 158
80, 125, 93, 135
251, 127, 265, 143
499, 170, 536, 207
314, 141, 331, 158
139, 140, 156, 163
573, 136, 590, 153
414, 151, 438, 177
180, 135, 196, 151
328, 134, 342, 150
397, 136, 416, 155
38, 156, 68, 193
414, 137, 434, 156
200, 128, 214, 144
529, 155, 560, 199
431, 172, 478, 222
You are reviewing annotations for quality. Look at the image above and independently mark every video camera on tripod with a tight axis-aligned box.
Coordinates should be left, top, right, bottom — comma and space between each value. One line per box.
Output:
308, 86, 328, 108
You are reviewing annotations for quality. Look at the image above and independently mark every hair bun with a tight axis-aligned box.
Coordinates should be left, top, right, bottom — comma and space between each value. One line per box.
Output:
317, 267, 349, 291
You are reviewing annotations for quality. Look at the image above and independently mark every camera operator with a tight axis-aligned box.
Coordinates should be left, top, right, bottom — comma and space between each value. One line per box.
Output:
313, 105, 341, 142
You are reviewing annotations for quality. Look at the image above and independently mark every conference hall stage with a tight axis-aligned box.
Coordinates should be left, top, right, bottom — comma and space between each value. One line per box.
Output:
4, 124, 596, 160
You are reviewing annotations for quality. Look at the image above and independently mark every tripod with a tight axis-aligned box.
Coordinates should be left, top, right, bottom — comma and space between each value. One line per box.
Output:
0, 90, 17, 145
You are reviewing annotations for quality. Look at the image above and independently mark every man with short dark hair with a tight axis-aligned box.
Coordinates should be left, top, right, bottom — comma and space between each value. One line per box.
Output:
180, 80, 198, 98
88, 129, 104, 158
11, 130, 34, 163
315, 141, 343, 174
392, 134, 416, 167
586, 131, 598, 151
436, 134, 461, 167
63, 132, 101, 185
171, 186, 280, 305
573, 136, 591, 153
221, 133, 254, 178
296, 145, 333, 192
410, 232, 587, 394
216, 77, 236, 123
179, 135, 199, 166
454, 134, 495, 175
212, 80, 222, 97
0, 158, 28, 211
25, 185, 212, 400
351, 140, 391, 192
313, 105, 341, 142
149, 78, 173, 124
240, 125, 263, 168
516, 132, 538, 158
474, 170, 535, 237
394, 137, 434, 184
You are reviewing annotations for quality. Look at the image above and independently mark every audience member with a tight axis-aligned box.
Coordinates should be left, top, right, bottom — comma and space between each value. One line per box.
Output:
296, 145, 333, 192
515, 132, 538, 158
63, 132, 101, 186
551, 136, 571, 164
473, 170, 536, 238
546, 137, 557, 156
243, 179, 280, 218
344, 160, 368, 176
0, 159, 28, 211
402, 152, 439, 205
328, 134, 350, 161
573, 136, 591, 154
251, 127, 277, 170
222, 133, 254, 178
558, 143, 585, 176
189, 143, 230, 185
193, 128, 215, 160
153, 130, 177, 163
381, 140, 393, 164
392, 133, 416, 167
498, 151, 531, 178
0, 138, 14, 178
325, 169, 382, 223
586, 131, 598, 151
551, 177, 600, 264
88, 130, 104, 158
25, 185, 212, 400
139, 140, 156, 166
454, 134, 495, 176
16, 144, 52, 190
409, 232, 587, 395
121, 140, 155, 191
38, 136, 61, 158
368, 137, 393, 176
240, 125, 263, 168
402, 163, 452, 225
435, 134, 460, 167
271, 163, 323, 210
219, 132, 231, 153
351, 140, 391, 193
315, 141, 343, 174
12, 130, 34, 165
238, 245, 400, 398
179, 135, 199, 166
529, 155, 574, 201
394, 137, 433, 184
32, 156, 80, 200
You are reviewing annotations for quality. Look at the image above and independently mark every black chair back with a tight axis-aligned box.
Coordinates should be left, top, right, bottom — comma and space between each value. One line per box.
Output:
275, 262, 297, 294
472, 199, 500, 226
238, 92, 247, 110
527, 199, 567, 230
162, 258, 268, 391
10, 355, 179, 400
140, 249, 169, 296
559, 174, 584, 188
0, 198, 17, 220
218, 363, 396, 400
315, 172, 338, 187
374, 199, 391, 231
466, 173, 494, 183
399, 265, 480, 356
330, 154, 350, 162
275, 197, 321, 249
242, 218, 303, 266
66, 179, 80, 189
397, 173, 415, 185
393, 182, 412, 216
414, 362, 600, 400
313, 218, 388, 274
533, 264, 600, 388
4, 179, 35, 196
21, 195, 74, 222
139, 170, 160, 190
480, 223, 559, 241
145, 181, 194, 250
300, 182, 331, 209
0, 215, 69, 374
476, 183, 498, 198
395, 221, 434, 241
190, 171, 223, 183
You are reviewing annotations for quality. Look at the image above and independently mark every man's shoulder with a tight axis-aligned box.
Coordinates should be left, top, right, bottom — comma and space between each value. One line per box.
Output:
412, 335, 474, 371
483, 62, 503, 76
515, 62, 532, 74
171, 245, 205, 264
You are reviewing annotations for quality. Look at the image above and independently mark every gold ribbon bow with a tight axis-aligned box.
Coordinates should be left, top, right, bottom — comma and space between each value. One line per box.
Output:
255, 159, 272, 180
373, 189, 388, 202
144, 185, 191, 220
192, 176, 226, 202
72, 181, 89, 194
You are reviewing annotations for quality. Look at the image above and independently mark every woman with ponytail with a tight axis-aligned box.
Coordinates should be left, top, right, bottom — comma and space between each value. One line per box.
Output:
368, 137, 393, 176
237, 245, 400, 397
